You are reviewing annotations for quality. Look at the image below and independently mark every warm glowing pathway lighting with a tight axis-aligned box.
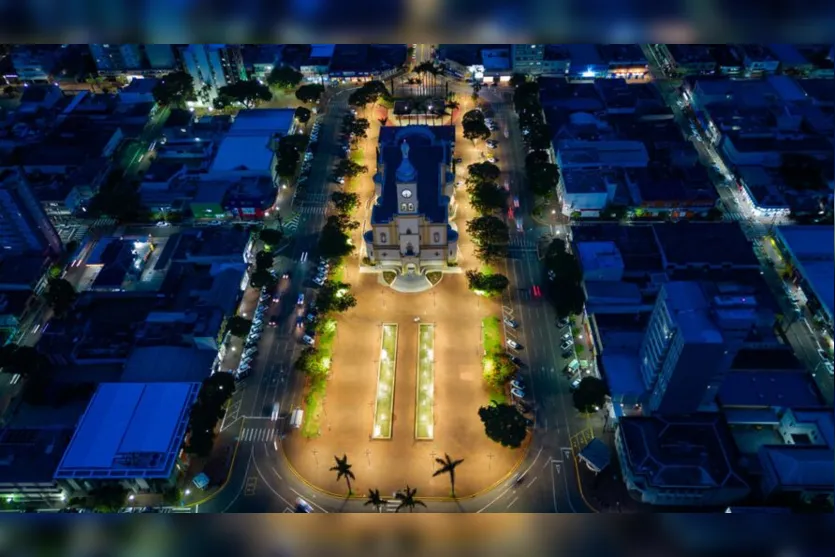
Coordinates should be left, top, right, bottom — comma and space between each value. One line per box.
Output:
415, 323, 435, 440
372, 324, 398, 439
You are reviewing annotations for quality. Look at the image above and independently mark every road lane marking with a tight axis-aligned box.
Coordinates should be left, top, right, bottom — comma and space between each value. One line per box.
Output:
476, 486, 512, 513
506, 496, 519, 510
288, 487, 329, 513
541, 458, 552, 472
525, 476, 539, 489
271, 467, 283, 481
551, 458, 559, 512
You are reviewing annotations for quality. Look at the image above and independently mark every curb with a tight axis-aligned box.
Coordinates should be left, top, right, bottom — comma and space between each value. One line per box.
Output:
183, 425, 244, 508
277, 431, 532, 503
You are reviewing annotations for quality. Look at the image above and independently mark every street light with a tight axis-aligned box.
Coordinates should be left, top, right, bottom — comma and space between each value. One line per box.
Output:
185, 489, 191, 496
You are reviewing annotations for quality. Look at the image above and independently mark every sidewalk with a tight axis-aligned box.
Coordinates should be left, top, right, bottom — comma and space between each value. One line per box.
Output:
574, 428, 648, 513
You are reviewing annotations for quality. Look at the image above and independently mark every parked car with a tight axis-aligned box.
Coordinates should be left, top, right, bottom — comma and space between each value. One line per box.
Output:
561, 332, 572, 342
313, 276, 325, 286
556, 317, 570, 328
306, 312, 317, 322
297, 294, 305, 306
570, 378, 582, 392
503, 317, 519, 329
560, 338, 574, 352
506, 338, 521, 350
547, 270, 556, 281
269, 316, 280, 328
302, 335, 315, 346
516, 400, 533, 414
510, 379, 525, 391
295, 498, 314, 513
510, 355, 524, 367
296, 316, 304, 329
510, 387, 526, 399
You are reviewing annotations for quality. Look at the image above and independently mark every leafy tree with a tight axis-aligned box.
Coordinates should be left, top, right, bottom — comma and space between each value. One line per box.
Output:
185, 373, 235, 457
162, 486, 183, 506
483, 352, 517, 389
364, 488, 388, 512
250, 268, 277, 289
465, 270, 509, 297
333, 159, 368, 179
513, 81, 541, 113
329, 454, 355, 495
214, 80, 272, 109
0, 344, 49, 377
509, 73, 527, 88
348, 118, 370, 142
348, 80, 389, 109
3, 85, 16, 98
85, 484, 128, 513
543, 238, 586, 318
572, 377, 608, 413
295, 346, 328, 377
526, 123, 552, 151
466, 216, 509, 263
315, 281, 357, 314
255, 250, 275, 271
267, 65, 303, 89
478, 402, 528, 448
225, 316, 252, 339
526, 160, 559, 199
152, 71, 195, 108
471, 81, 482, 102
258, 228, 284, 249
466, 161, 501, 184
87, 187, 145, 222
331, 191, 359, 214
462, 109, 491, 144
275, 134, 307, 177
395, 485, 426, 513
328, 213, 360, 231
525, 150, 549, 167
294, 106, 311, 123
433, 453, 465, 498
467, 181, 507, 215
295, 84, 325, 104
43, 278, 77, 317
318, 219, 354, 259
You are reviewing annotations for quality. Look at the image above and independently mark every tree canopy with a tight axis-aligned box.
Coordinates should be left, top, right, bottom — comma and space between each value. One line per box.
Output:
267, 65, 303, 89
152, 71, 195, 108
466, 216, 509, 263
258, 228, 284, 249
478, 402, 528, 448
483, 352, 518, 390
572, 377, 608, 413
462, 109, 491, 144
526, 160, 559, 199
331, 191, 360, 214
467, 180, 508, 215
43, 278, 77, 317
466, 161, 501, 184
543, 239, 586, 318
347, 118, 370, 142
333, 159, 368, 179
214, 80, 272, 109
275, 133, 308, 177
509, 73, 527, 88
315, 281, 357, 314
348, 80, 390, 109
0, 344, 49, 377
294, 106, 312, 123
465, 270, 509, 297
318, 218, 354, 259
225, 316, 252, 339
185, 372, 236, 457
295, 84, 325, 104
249, 268, 277, 289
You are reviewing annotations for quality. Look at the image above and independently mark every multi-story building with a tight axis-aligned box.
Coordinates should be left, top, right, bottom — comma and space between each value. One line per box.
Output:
363, 126, 459, 275
89, 44, 144, 75
655, 44, 717, 76
142, 44, 178, 72
639, 281, 777, 416
10, 45, 61, 83
180, 44, 246, 103
511, 44, 545, 74
0, 170, 63, 257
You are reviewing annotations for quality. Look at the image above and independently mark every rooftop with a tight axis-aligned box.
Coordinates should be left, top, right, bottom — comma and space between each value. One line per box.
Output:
121, 78, 160, 95
774, 225, 835, 320
121, 346, 216, 383
170, 228, 251, 262
653, 223, 758, 268
619, 414, 749, 491
54, 382, 200, 479
0, 427, 75, 483
577, 241, 625, 273
556, 139, 650, 168
758, 446, 834, 490
665, 44, 716, 65
571, 224, 665, 274
718, 370, 823, 408
372, 126, 455, 225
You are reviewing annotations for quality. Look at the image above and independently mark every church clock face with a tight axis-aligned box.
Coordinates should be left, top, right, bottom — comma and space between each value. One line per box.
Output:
401, 189, 413, 198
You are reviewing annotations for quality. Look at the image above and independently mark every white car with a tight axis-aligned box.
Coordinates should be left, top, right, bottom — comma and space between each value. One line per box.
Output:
156, 221, 171, 227
510, 379, 524, 391
560, 339, 574, 353
297, 294, 305, 306
825, 361, 834, 376
503, 317, 518, 329
313, 276, 325, 286
510, 388, 526, 400
561, 332, 572, 342
295, 498, 314, 513
487, 157, 496, 163
302, 335, 315, 346
506, 338, 520, 350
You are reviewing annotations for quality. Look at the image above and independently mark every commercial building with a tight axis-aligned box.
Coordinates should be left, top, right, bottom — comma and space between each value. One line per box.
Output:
9, 45, 62, 83
54, 382, 201, 495
89, 44, 144, 75
0, 170, 63, 257
771, 226, 834, 329
615, 413, 750, 506
363, 126, 459, 275
511, 44, 544, 74
0, 426, 75, 504
300, 44, 334, 83
180, 44, 246, 103
655, 44, 717, 76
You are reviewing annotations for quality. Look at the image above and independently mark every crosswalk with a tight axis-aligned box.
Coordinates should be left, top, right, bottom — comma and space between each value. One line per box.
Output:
385, 500, 400, 513
299, 205, 327, 215
303, 193, 329, 204
239, 426, 278, 443
722, 211, 746, 222
508, 237, 537, 249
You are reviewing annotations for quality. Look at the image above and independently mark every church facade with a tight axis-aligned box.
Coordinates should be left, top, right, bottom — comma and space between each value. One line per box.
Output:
362, 126, 459, 275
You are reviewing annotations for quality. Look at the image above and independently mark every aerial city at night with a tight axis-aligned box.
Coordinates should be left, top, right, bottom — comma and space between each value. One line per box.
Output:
0, 43, 832, 515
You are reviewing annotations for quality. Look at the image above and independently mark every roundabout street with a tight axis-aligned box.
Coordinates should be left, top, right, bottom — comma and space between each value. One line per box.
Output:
196, 68, 596, 513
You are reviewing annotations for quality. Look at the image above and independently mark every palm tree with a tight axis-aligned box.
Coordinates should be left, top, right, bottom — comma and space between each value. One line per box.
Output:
329, 454, 356, 495
364, 488, 387, 513
446, 100, 459, 125
432, 453, 465, 497
395, 484, 427, 513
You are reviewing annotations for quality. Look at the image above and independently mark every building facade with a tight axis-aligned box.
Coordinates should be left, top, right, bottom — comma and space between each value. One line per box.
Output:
512, 44, 545, 74
363, 126, 459, 275
89, 44, 144, 75
180, 44, 246, 103
0, 170, 63, 257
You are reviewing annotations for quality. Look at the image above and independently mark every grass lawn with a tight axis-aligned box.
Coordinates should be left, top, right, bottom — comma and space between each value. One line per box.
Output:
482, 316, 501, 356
426, 271, 442, 285
331, 262, 345, 284
350, 148, 365, 165
415, 324, 435, 440
301, 319, 337, 438
372, 324, 398, 439
480, 264, 496, 275
488, 389, 508, 405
